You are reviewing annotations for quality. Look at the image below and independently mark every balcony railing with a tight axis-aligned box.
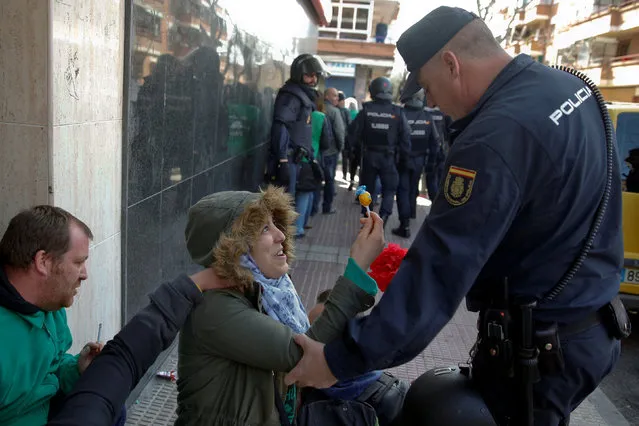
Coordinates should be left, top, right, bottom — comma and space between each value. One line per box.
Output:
554, 9, 623, 48
317, 37, 395, 59
610, 52, 639, 65
516, 1, 553, 27
601, 53, 639, 86
593, 0, 639, 14
563, 0, 639, 30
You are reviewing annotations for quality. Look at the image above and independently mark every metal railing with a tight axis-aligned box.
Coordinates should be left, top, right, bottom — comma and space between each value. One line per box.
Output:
610, 53, 639, 64
592, 0, 639, 13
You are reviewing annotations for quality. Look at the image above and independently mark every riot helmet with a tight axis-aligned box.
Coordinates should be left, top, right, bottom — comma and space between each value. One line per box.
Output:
290, 53, 329, 87
398, 366, 497, 426
369, 77, 393, 101
402, 89, 425, 109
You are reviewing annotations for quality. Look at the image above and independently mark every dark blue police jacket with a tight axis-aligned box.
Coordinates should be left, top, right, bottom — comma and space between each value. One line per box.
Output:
350, 100, 412, 163
427, 107, 450, 143
426, 106, 451, 160
325, 54, 624, 380
270, 80, 316, 160
403, 106, 439, 156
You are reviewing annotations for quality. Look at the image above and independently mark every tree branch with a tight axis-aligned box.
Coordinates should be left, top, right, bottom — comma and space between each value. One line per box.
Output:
477, 0, 497, 20
499, 4, 520, 44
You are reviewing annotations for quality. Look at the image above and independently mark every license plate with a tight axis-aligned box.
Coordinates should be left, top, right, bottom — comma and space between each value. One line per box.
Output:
622, 268, 639, 284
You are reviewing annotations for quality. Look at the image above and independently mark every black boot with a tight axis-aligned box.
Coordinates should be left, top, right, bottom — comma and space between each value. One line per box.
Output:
391, 219, 411, 238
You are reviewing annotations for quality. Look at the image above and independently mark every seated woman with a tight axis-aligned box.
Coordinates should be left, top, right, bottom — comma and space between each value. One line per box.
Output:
176, 185, 384, 426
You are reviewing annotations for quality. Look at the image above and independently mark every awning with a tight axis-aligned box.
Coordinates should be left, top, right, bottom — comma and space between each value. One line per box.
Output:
320, 55, 395, 69
325, 62, 357, 77
298, 0, 332, 26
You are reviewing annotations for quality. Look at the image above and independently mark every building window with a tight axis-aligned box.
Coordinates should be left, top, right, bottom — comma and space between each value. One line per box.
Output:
320, 0, 372, 40
319, 30, 337, 38
355, 9, 369, 30
329, 6, 339, 28
616, 39, 631, 58
557, 37, 618, 68
592, 0, 624, 13
341, 7, 354, 29
135, 4, 162, 39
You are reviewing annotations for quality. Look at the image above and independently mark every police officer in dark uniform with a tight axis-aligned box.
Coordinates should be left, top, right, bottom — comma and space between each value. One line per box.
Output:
425, 105, 452, 198
392, 89, 439, 238
338, 91, 353, 181
268, 53, 327, 194
284, 7, 629, 426
350, 77, 411, 224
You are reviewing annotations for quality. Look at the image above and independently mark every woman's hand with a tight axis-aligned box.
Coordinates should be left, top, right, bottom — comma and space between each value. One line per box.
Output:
350, 212, 385, 271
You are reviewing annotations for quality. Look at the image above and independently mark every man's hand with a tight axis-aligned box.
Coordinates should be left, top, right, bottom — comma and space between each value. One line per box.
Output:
189, 268, 233, 292
78, 342, 103, 374
350, 212, 385, 271
284, 334, 338, 389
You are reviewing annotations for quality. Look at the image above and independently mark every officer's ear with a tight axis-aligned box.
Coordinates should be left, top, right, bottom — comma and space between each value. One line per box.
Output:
441, 51, 460, 81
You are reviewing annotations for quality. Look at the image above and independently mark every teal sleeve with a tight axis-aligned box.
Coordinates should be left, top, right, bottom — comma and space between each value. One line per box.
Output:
57, 353, 81, 394
344, 258, 378, 296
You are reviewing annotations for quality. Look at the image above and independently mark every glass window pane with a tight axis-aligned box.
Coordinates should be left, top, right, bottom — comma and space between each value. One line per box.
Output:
355, 8, 368, 30
329, 6, 338, 28
341, 7, 354, 29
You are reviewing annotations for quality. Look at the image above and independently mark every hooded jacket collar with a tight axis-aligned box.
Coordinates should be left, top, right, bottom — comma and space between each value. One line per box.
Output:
0, 265, 40, 315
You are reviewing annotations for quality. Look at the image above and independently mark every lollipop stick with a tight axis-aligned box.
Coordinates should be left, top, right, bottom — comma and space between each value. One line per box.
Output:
365, 206, 370, 217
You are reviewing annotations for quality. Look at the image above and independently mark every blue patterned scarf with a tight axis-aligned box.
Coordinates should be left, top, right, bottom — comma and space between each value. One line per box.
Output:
239, 254, 310, 334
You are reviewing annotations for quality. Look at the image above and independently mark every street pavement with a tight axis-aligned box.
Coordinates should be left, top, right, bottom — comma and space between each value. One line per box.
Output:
125, 178, 631, 426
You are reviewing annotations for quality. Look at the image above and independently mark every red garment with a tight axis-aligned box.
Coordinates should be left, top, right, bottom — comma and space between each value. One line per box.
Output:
368, 244, 408, 292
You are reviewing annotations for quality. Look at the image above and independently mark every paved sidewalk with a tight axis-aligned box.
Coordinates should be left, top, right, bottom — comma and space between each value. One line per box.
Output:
125, 179, 629, 426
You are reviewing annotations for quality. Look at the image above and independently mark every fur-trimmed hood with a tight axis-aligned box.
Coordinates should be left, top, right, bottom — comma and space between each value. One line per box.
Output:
185, 185, 297, 288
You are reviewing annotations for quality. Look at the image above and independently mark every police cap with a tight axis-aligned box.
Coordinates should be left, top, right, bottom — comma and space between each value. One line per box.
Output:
397, 6, 478, 98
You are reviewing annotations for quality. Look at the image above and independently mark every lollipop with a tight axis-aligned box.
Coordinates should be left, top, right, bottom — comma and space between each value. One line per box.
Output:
355, 185, 372, 217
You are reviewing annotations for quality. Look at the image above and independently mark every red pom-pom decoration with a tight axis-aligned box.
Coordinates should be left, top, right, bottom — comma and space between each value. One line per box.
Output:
368, 243, 408, 292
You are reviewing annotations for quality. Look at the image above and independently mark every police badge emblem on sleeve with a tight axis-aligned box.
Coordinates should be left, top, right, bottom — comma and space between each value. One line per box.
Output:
444, 166, 477, 206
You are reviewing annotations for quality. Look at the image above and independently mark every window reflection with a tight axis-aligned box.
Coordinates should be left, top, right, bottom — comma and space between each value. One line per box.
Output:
124, 0, 309, 320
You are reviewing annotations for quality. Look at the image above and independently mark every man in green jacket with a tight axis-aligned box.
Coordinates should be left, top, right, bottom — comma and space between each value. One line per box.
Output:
0, 206, 102, 425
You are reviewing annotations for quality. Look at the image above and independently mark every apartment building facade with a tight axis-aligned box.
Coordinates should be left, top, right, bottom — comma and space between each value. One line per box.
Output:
316, 0, 400, 103
499, 0, 639, 102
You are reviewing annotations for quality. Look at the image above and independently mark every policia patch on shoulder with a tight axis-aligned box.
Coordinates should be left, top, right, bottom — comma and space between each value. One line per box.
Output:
444, 166, 476, 206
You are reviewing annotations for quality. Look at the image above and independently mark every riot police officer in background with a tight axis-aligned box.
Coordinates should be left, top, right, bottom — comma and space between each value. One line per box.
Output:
392, 89, 439, 238
350, 77, 411, 225
425, 105, 453, 198
338, 91, 353, 181
268, 54, 327, 195
284, 7, 630, 426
